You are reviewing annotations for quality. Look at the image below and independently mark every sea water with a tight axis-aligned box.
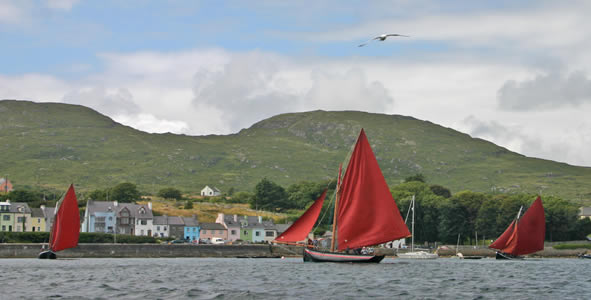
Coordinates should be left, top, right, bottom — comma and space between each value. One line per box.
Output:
1, 257, 589, 299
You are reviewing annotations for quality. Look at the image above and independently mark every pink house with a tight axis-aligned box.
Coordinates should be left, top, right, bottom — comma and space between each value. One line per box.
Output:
199, 222, 227, 242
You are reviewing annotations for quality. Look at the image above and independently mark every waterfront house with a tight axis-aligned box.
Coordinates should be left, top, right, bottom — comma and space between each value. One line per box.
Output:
0, 201, 13, 232
0, 178, 13, 193
30, 208, 46, 232
263, 221, 278, 243
134, 203, 154, 236
200, 222, 227, 242
183, 216, 200, 242
216, 213, 242, 241
152, 215, 170, 238
239, 216, 266, 243
10, 202, 32, 232
82, 201, 153, 235
201, 186, 221, 197
82, 200, 117, 233
168, 216, 185, 239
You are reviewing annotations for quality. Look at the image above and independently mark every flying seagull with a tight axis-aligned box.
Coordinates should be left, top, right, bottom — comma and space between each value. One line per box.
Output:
358, 33, 409, 47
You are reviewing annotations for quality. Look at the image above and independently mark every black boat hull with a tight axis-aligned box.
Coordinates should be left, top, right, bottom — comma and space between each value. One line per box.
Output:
578, 254, 591, 259
495, 252, 523, 260
303, 248, 385, 263
38, 250, 57, 259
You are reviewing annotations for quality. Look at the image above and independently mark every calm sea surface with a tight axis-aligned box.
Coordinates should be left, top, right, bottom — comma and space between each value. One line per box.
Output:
1, 257, 589, 299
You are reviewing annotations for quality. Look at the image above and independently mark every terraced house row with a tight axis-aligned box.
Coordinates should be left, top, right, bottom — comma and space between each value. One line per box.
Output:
82, 200, 290, 243
0, 200, 54, 233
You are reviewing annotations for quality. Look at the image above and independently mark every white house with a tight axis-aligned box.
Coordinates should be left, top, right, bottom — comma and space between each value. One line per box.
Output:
201, 185, 221, 197
152, 215, 170, 238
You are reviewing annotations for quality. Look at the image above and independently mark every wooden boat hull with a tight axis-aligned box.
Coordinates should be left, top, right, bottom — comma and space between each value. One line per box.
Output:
495, 251, 523, 260
38, 250, 57, 259
303, 248, 385, 263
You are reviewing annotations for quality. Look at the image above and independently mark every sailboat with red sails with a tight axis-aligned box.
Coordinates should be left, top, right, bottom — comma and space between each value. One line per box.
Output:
275, 129, 410, 263
489, 196, 545, 260
38, 184, 80, 259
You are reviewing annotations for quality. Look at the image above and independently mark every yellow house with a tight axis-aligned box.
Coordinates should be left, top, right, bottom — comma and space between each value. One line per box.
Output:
31, 208, 46, 232
579, 207, 591, 220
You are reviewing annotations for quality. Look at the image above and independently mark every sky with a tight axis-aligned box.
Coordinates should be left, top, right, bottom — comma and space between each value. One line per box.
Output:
1, 0, 591, 167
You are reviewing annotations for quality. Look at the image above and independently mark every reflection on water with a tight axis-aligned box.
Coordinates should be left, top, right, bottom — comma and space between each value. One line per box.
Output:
1, 257, 589, 299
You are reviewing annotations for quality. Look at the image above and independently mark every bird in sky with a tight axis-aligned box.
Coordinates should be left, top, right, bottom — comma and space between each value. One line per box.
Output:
358, 33, 410, 47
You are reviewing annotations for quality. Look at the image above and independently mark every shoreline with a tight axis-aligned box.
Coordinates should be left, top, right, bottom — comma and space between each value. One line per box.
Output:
0, 243, 586, 258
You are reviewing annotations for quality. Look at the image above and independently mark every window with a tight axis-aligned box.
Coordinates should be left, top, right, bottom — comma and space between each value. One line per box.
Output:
141, 230, 144, 235
157, 226, 160, 231
255, 231, 260, 236
17, 216, 26, 223
37, 218, 41, 223
121, 218, 129, 225
266, 231, 274, 237
1, 225, 5, 231
38, 227, 41, 231
3, 215, 9, 221
243, 230, 248, 235
164, 227, 167, 231
231, 230, 236, 235
140, 220, 147, 225
203, 230, 207, 234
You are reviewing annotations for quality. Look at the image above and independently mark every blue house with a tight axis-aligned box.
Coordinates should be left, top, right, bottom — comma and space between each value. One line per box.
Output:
182, 216, 200, 242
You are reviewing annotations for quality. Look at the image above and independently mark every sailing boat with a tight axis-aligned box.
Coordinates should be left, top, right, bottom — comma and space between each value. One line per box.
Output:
276, 129, 410, 263
397, 195, 438, 259
489, 196, 545, 260
38, 184, 80, 259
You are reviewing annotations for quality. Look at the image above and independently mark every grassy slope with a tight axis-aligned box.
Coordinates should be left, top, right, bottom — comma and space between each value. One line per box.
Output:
1, 100, 590, 204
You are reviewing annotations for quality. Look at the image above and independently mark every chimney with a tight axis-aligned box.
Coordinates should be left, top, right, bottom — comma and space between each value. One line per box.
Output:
258, 216, 262, 223
233, 214, 237, 222
148, 202, 152, 210
114, 201, 118, 207
40, 205, 45, 210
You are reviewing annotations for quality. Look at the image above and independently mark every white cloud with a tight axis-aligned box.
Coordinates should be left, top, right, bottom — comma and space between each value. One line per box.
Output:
62, 86, 140, 116
113, 113, 190, 134
0, 0, 25, 24
497, 70, 591, 111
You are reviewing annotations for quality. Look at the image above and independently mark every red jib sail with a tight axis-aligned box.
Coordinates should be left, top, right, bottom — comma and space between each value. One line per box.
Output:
275, 190, 327, 243
50, 184, 80, 252
336, 129, 410, 251
490, 196, 545, 256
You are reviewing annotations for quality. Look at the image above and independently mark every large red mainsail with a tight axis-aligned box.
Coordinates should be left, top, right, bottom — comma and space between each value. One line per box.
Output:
336, 129, 410, 251
275, 190, 327, 243
489, 196, 545, 256
50, 184, 80, 252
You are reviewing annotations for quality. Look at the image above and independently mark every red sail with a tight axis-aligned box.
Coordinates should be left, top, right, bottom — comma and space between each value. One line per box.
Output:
489, 197, 545, 256
275, 190, 327, 243
336, 129, 410, 251
50, 184, 80, 252
503, 196, 545, 256
489, 220, 516, 250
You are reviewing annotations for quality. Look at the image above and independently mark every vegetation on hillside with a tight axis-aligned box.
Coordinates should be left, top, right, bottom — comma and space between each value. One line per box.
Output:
2, 100, 591, 204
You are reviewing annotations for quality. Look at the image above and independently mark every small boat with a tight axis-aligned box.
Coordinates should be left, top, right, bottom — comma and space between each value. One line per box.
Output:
38, 184, 80, 259
275, 129, 410, 263
397, 195, 438, 259
489, 196, 545, 260
456, 253, 483, 259
578, 254, 591, 259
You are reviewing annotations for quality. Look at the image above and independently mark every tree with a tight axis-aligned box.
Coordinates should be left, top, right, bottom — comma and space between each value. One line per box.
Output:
157, 187, 182, 200
111, 182, 140, 203
430, 184, 451, 198
231, 191, 253, 204
404, 173, 425, 183
252, 178, 288, 211
88, 189, 107, 201
185, 200, 193, 209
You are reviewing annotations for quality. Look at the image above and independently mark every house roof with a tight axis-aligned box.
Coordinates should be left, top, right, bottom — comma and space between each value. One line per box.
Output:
40, 206, 55, 220
200, 222, 226, 230
167, 216, 185, 226
153, 215, 169, 225
86, 201, 153, 219
202, 185, 221, 192
274, 223, 292, 234
182, 217, 199, 227
31, 208, 45, 218
8, 202, 31, 214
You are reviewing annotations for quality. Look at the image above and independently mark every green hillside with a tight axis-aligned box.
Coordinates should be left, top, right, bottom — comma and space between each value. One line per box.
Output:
1, 100, 590, 204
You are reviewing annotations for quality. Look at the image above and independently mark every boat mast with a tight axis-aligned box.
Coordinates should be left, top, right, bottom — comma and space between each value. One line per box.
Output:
516, 206, 524, 220
411, 195, 415, 252
330, 164, 343, 252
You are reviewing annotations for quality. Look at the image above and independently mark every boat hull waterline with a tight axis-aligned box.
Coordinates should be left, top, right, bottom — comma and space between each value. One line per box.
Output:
495, 251, 523, 260
303, 248, 385, 263
38, 250, 57, 259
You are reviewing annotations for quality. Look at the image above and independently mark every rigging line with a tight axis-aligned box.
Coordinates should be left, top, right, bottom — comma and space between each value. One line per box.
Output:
313, 179, 336, 233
